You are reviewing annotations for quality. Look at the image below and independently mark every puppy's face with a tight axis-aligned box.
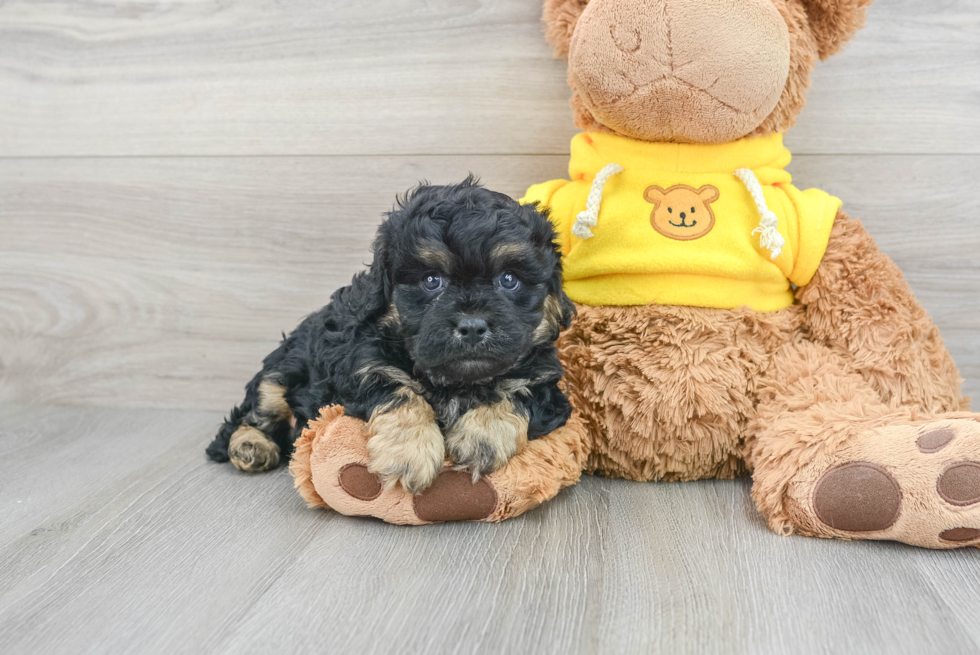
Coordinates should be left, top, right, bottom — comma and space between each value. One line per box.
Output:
374, 181, 573, 385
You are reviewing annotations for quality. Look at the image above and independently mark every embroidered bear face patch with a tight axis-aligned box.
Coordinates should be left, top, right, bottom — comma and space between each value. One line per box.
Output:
643, 185, 719, 241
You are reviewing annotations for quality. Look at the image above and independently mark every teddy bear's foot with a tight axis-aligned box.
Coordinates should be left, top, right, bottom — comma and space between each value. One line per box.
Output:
336, 463, 499, 523
290, 406, 590, 525
784, 418, 980, 548
290, 407, 502, 524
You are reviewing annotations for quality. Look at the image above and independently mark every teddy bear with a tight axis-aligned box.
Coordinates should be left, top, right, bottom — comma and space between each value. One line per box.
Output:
290, 0, 980, 548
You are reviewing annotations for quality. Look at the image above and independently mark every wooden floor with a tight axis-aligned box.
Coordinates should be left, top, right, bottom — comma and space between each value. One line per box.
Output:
1, 1, 979, 653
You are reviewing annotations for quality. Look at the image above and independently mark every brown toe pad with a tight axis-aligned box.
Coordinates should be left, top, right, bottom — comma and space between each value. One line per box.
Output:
937, 462, 980, 507
917, 428, 956, 454
413, 471, 497, 522
813, 462, 902, 533
338, 464, 383, 501
939, 527, 980, 543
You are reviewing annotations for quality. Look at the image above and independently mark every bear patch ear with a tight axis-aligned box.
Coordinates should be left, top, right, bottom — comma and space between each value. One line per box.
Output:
797, 0, 874, 60
543, 0, 590, 58
643, 186, 666, 206
697, 186, 720, 204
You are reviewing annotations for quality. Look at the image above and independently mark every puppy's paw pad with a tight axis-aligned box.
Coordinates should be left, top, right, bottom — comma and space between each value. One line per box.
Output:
338, 464, 383, 501
229, 427, 280, 472
813, 462, 902, 533
413, 471, 498, 522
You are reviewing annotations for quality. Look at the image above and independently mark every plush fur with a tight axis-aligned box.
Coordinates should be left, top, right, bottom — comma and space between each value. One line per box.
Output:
208, 179, 574, 492
550, 0, 837, 143
290, 0, 980, 548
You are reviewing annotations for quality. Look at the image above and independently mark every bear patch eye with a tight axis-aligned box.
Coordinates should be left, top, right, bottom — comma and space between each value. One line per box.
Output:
667, 207, 673, 213
421, 274, 445, 292
691, 207, 696, 213
497, 273, 521, 291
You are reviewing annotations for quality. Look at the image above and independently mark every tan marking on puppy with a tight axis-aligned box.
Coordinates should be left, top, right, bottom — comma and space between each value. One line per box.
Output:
354, 364, 423, 395
497, 377, 532, 398
417, 244, 453, 271
446, 398, 529, 482
367, 387, 446, 494
491, 242, 533, 268
533, 294, 564, 344
379, 304, 401, 330
229, 426, 281, 472
257, 379, 292, 420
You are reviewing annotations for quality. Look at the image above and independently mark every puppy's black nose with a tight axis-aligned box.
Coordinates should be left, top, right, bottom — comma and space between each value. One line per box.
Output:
456, 317, 489, 345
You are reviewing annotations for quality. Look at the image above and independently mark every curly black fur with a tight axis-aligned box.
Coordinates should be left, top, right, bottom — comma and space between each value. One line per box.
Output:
206, 178, 575, 468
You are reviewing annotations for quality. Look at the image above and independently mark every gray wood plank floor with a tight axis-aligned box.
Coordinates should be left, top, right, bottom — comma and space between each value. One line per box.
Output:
2, 0, 979, 653
2, 405, 980, 655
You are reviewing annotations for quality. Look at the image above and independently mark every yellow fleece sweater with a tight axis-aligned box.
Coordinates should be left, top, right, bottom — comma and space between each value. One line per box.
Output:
522, 132, 842, 311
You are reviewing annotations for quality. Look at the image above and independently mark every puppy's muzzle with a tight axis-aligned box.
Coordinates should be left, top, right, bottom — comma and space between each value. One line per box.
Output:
455, 317, 489, 345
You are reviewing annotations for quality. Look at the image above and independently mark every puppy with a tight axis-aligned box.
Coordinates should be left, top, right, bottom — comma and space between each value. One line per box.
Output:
206, 179, 575, 493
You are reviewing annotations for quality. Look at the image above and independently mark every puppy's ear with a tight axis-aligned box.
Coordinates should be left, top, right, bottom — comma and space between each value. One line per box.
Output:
352, 223, 394, 323
547, 261, 576, 331
554, 288, 576, 331
525, 200, 576, 332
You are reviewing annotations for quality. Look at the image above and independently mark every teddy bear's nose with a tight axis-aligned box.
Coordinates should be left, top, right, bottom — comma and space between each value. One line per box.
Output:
680, 212, 687, 219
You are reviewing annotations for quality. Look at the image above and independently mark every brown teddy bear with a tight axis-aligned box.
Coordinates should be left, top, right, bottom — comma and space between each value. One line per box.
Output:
291, 0, 980, 548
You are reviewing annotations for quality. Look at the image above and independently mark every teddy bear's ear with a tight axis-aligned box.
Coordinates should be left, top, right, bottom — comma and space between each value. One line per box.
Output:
697, 186, 720, 204
797, 0, 874, 60
644, 186, 666, 205
542, 0, 590, 58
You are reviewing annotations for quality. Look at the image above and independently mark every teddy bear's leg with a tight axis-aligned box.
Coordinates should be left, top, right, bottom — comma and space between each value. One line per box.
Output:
289, 406, 591, 525
745, 338, 980, 549
798, 210, 967, 414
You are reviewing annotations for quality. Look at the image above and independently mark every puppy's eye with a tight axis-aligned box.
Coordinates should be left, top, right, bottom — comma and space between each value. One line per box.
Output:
497, 273, 521, 291
421, 275, 445, 292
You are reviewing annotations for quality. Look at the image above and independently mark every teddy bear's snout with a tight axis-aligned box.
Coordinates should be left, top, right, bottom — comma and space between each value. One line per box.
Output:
568, 0, 792, 143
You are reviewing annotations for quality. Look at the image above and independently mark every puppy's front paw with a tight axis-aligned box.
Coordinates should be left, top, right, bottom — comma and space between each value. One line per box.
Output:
447, 401, 529, 482
367, 389, 446, 495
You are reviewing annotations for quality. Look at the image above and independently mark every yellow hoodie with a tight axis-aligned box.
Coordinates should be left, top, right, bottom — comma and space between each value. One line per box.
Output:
522, 132, 842, 312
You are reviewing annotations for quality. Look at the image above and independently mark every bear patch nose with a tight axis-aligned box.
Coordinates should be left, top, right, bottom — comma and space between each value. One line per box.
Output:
456, 317, 489, 345
680, 212, 687, 219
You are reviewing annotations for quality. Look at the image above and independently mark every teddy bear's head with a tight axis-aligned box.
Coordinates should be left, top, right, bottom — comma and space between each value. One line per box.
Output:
543, 0, 873, 144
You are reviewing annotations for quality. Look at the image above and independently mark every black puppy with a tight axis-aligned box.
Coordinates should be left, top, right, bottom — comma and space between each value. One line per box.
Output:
206, 179, 574, 493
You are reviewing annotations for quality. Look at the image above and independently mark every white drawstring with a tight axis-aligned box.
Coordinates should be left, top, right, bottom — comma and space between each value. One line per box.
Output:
734, 168, 785, 260
572, 163, 624, 240
572, 164, 785, 260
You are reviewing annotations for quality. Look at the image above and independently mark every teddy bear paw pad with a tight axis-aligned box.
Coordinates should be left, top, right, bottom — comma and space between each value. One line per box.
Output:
806, 419, 980, 547
338, 464, 383, 501
939, 527, 980, 543
937, 462, 980, 506
812, 462, 902, 532
412, 471, 497, 522
917, 428, 956, 453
